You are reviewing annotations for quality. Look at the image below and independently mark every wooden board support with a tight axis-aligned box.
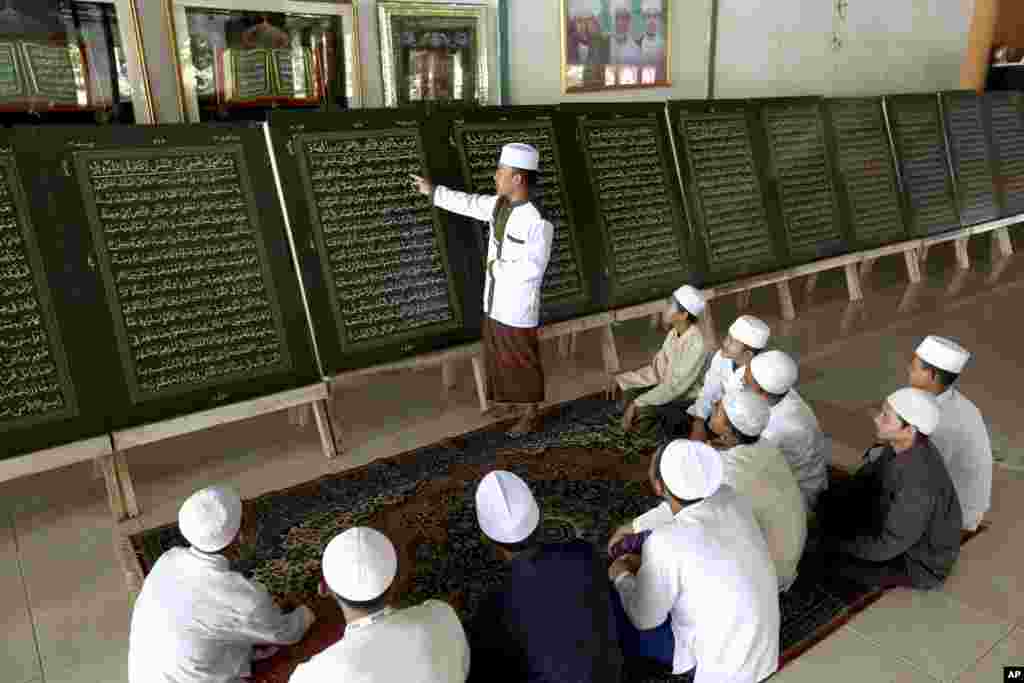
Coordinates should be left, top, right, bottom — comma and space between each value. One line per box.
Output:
471, 356, 488, 412
777, 281, 796, 321
701, 301, 719, 349
441, 360, 457, 391
113, 450, 139, 519
311, 400, 338, 459
844, 263, 863, 302
946, 267, 972, 297
859, 257, 876, 278
904, 249, 922, 283
96, 454, 126, 521
804, 273, 819, 296
955, 237, 970, 269
736, 289, 752, 311
600, 325, 621, 376
994, 227, 1014, 257
0, 435, 113, 485
557, 334, 572, 359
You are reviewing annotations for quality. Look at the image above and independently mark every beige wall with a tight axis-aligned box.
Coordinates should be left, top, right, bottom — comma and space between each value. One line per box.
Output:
714, 0, 973, 99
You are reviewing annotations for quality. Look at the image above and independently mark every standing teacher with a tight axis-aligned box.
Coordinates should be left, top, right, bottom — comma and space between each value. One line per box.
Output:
411, 143, 554, 436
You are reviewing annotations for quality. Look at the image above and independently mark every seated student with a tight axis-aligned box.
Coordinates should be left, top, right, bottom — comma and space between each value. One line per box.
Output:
129, 486, 318, 683
615, 285, 709, 438
469, 470, 623, 683
289, 527, 470, 683
612, 392, 806, 591
608, 440, 780, 682
731, 350, 830, 510
687, 315, 771, 441
709, 390, 807, 590
909, 335, 992, 532
815, 388, 963, 590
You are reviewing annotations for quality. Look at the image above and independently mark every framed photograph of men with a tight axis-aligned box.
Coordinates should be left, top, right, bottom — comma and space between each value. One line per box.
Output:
562, 0, 669, 93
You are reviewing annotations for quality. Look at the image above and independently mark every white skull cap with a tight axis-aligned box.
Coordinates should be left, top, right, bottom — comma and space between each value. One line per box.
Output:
499, 143, 539, 171
178, 485, 243, 553
728, 315, 770, 350
672, 285, 706, 317
722, 390, 771, 437
322, 527, 398, 602
887, 387, 941, 436
659, 440, 724, 500
642, 0, 662, 13
611, 0, 632, 14
750, 350, 798, 395
475, 470, 540, 544
570, 0, 602, 16
915, 335, 970, 374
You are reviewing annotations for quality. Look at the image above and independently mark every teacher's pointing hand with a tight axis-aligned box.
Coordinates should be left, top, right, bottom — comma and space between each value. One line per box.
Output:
410, 174, 434, 196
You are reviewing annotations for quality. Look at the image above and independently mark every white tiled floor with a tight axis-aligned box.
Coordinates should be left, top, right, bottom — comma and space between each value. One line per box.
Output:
4, 238, 1024, 682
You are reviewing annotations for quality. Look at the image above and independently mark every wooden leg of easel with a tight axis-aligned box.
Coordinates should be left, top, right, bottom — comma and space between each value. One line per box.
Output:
97, 455, 127, 522
777, 281, 796, 321
840, 302, 862, 336
702, 301, 719, 348
286, 406, 303, 427
557, 334, 571, 359
736, 289, 752, 311
649, 312, 660, 329
994, 227, 1014, 257
112, 450, 139, 519
904, 249, 922, 283
898, 282, 923, 314
311, 399, 339, 458
600, 324, 621, 376
568, 330, 578, 356
919, 244, 930, 263
844, 263, 863, 302
92, 458, 103, 481
804, 273, 819, 296
954, 237, 970, 270
441, 360, 457, 391
471, 356, 488, 413
946, 267, 971, 297
859, 257, 876, 278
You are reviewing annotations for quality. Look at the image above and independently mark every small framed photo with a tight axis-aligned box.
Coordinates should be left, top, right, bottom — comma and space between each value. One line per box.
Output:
562, 0, 670, 93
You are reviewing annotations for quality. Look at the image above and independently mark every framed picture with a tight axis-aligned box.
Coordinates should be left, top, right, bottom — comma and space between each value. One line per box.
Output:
562, 0, 670, 93
378, 1, 489, 108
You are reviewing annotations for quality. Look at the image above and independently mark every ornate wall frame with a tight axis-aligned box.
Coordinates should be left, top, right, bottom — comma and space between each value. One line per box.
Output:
164, 0, 363, 122
377, 1, 489, 108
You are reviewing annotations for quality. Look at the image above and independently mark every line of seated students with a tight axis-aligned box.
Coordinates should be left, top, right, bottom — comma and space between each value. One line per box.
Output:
128, 285, 993, 683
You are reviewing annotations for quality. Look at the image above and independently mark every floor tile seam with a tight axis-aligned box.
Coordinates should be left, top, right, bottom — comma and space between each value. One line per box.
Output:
952, 628, 1018, 682
845, 595, 1014, 682
834, 625, 946, 681
8, 511, 45, 683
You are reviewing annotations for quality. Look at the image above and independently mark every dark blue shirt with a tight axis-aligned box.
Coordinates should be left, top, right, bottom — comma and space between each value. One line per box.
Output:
468, 540, 623, 683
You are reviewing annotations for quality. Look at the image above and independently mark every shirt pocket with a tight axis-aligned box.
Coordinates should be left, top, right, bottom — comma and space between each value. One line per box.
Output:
502, 233, 528, 260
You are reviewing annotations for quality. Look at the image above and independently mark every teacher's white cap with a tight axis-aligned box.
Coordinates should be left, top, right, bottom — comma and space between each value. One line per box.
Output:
672, 285, 706, 316
322, 527, 398, 602
499, 143, 540, 172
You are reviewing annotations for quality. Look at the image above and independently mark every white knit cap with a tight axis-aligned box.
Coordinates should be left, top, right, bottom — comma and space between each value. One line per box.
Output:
475, 471, 540, 544
887, 387, 941, 436
672, 285, 705, 317
499, 143, 540, 171
728, 315, 770, 350
658, 440, 724, 500
750, 350, 798, 395
915, 335, 970, 374
642, 0, 662, 13
322, 527, 398, 602
722, 390, 771, 437
178, 486, 243, 553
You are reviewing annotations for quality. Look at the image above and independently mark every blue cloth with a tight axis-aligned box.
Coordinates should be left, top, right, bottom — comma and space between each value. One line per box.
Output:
610, 578, 675, 668
467, 540, 623, 683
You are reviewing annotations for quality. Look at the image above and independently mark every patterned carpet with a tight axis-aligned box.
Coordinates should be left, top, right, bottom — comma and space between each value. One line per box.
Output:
129, 394, 986, 683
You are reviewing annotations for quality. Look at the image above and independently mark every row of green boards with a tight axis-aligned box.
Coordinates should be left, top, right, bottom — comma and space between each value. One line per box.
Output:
3, 91, 1023, 458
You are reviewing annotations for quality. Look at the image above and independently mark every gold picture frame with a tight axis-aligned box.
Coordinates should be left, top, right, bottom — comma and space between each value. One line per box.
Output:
561, 0, 671, 93
377, 1, 490, 108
